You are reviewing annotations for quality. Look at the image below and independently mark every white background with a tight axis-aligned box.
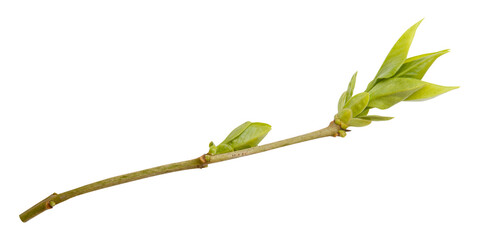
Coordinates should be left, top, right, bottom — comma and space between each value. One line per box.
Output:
1, 1, 479, 239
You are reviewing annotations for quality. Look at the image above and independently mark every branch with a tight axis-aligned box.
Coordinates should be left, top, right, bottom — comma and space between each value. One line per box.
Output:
19, 121, 340, 222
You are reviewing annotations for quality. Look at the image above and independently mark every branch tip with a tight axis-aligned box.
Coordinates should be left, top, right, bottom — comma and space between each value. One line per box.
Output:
20, 193, 58, 223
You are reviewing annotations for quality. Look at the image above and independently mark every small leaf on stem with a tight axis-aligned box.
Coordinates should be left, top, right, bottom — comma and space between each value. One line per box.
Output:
338, 91, 347, 112
357, 115, 394, 121
209, 121, 272, 155
349, 118, 372, 127
346, 72, 357, 101
337, 108, 353, 126
344, 92, 369, 117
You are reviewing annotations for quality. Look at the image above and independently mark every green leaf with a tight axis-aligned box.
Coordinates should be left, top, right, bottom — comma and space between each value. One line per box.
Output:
394, 49, 449, 79
221, 121, 252, 145
210, 121, 271, 155
346, 72, 357, 101
404, 82, 459, 101
357, 107, 370, 117
337, 108, 353, 125
349, 118, 372, 127
338, 91, 347, 112
338, 72, 358, 113
367, 78, 425, 109
343, 92, 369, 117
357, 115, 394, 121
366, 20, 423, 91
229, 122, 271, 151
215, 143, 234, 154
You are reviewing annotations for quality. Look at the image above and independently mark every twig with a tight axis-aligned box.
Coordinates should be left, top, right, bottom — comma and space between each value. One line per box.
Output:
19, 121, 341, 222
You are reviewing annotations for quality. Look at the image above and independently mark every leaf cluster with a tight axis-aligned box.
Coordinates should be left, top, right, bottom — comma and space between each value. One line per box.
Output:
336, 20, 458, 132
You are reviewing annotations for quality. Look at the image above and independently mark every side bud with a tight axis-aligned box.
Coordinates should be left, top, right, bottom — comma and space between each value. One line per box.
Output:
335, 108, 352, 130
208, 121, 271, 155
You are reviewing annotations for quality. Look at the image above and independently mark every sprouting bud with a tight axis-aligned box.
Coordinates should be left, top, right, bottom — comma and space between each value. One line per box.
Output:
334, 118, 341, 125
337, 108, 352, 126
334, 108, 352, 130
208, 121, 271, 155
333, 20, 457, 130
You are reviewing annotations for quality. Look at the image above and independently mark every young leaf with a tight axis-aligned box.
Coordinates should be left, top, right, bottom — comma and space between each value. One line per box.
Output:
344, 92, 369, 117
394, 49, 449, 79
229, 122, 271, 151
346, 72, 357, 101
357, 107, 370, 117
215, 143, 235, 155
357, 115, 394, 121
338, 72, 358, 112
220, 121, 252, 145
336, 108, 353, 125
366, 20, 423, 91
338, 91, 347, 112
404, 82, 459, 101
349, 118, 372, 127
367, 78, 425, 109
210, 121, 272, 155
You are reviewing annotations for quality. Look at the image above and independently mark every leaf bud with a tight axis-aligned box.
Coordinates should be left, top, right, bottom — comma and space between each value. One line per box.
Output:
334, 118, 341, 126
337, 108, 352, 125
208, 121, 271, 155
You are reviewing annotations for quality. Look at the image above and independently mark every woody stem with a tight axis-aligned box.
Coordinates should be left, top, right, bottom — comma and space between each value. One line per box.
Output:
19, 121, 341, 223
